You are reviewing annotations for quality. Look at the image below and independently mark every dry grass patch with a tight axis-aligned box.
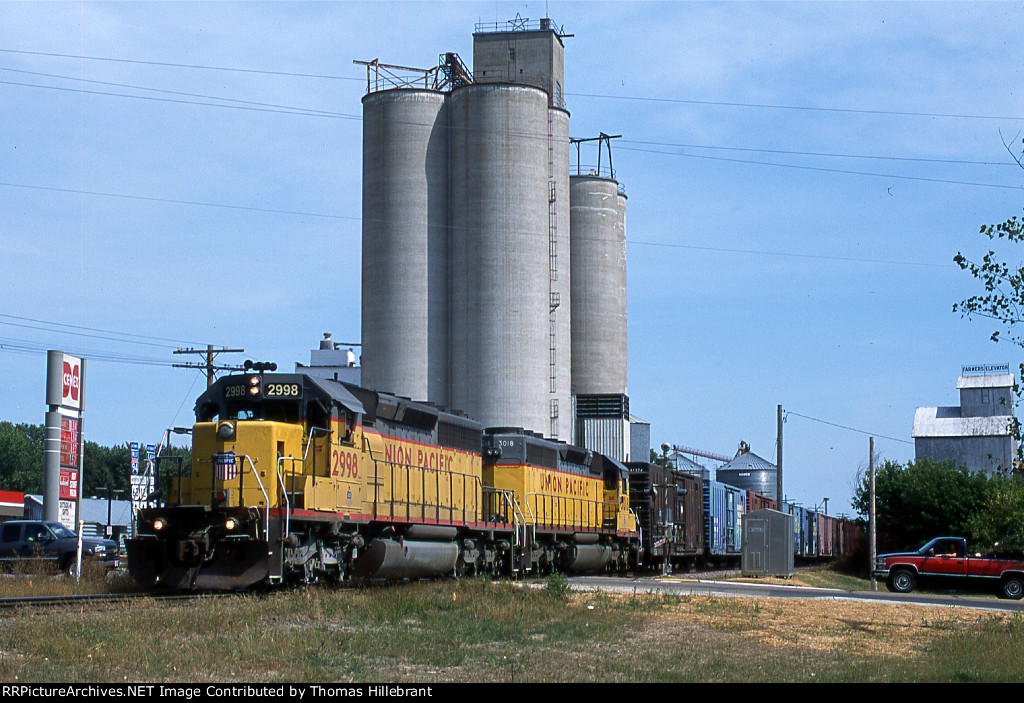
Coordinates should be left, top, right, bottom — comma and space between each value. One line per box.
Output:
0, 577, 1021, 682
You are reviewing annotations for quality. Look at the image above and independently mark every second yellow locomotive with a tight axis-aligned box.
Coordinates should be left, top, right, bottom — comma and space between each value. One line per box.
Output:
128, 372, 637, 589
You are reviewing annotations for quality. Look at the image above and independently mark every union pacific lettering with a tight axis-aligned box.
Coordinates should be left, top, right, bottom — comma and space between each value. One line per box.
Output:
536, 469, 594, 498
383, 442, 455, 473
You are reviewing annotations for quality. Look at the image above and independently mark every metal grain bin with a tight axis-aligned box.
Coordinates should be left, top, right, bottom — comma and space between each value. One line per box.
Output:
716, 450, 777, 500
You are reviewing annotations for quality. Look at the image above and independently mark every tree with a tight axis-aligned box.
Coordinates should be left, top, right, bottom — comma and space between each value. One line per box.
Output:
853, 457, 991, 551
953, 213, 1024, 347
953, 137, 1024, 462
966, 475, 1024, 555
854, 457, 1024, 555
0, 421, 191, 498
0, 421, 44, 493
648, 448, 670, 467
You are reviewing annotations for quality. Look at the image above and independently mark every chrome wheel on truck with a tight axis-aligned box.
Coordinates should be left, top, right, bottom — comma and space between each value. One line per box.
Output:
887, 568, 916, 594
1001, 575, 1024, 600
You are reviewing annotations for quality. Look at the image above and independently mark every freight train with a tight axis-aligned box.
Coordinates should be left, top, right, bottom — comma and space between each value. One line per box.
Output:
127, 372, 639, 590
127, 371, 861, 590
626, 461, 863, 570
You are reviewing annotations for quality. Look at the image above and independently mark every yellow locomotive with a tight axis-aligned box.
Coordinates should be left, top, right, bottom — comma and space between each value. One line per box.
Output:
128, 372, 638, 590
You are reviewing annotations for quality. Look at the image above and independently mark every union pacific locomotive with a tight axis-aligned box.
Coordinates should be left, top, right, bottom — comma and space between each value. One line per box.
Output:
127, 372, 639, 589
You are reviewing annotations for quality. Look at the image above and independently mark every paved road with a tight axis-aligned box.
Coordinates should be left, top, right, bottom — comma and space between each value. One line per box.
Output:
570, 574, 1024, 613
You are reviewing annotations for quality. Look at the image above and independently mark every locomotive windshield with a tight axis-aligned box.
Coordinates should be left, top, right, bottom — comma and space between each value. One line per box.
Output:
196, 398, 303, 424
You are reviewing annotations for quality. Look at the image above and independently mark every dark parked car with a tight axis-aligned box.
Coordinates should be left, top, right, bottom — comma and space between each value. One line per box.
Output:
0, 520, 118, 574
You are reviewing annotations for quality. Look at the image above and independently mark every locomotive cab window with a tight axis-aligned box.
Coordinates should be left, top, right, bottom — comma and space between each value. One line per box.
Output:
340, 409, 356, 444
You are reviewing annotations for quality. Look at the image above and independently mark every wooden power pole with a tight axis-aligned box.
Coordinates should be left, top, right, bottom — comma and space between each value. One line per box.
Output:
173, 344, 245, 387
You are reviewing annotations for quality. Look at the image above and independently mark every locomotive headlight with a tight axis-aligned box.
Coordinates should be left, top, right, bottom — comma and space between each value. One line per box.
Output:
224, 518, 237, 531
153, 518, 168, 532
217, 421, 236, 441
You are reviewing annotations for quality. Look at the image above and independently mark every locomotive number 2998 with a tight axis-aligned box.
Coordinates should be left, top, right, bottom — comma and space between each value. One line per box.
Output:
333, 449, 358, 478
264, 383, 301, 398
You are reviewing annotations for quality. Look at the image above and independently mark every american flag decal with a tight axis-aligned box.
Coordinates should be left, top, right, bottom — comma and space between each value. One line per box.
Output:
214, 452, 238, 481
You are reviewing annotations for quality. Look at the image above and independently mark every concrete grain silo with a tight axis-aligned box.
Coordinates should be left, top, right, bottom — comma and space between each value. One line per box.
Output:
447, 82, 551, 433
360, 89, 449, 404
547, 105, 572, 440
570, 174, 627, 395
358, 19, 617, 444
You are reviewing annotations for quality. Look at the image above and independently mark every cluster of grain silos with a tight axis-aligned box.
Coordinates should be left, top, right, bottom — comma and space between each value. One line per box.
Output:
360, 19, 627, 445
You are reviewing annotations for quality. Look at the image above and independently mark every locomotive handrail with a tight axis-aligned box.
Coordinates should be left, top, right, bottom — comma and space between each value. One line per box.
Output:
630, 507, 643, 567
302, 427, 331, 481
239, 455, 271, 540
276, 456, 299, 546
273, 427, 330, 544
524, 491, 616, 531
514, 491, 531, 575
480, 485, 528, 574
377, 458, 482, 525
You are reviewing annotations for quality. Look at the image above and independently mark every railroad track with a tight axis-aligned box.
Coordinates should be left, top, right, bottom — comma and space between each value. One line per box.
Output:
0, 590, 231, 611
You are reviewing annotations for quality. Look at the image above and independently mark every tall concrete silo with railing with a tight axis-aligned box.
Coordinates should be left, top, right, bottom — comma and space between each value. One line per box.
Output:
357, 19, 601, 443
569, 135, 627, 397
360, 87, 449, 404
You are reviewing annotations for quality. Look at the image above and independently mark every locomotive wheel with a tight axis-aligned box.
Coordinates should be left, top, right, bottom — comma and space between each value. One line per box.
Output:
887, 568, 916, 594
1001, 575, 1024, 600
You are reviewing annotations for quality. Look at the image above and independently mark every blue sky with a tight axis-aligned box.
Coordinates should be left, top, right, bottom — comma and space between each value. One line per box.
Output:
1, 1, 1022, 514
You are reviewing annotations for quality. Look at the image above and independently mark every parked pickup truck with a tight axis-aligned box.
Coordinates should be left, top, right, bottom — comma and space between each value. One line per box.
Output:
873, 537, 1024, 599
0, 520, 118, 574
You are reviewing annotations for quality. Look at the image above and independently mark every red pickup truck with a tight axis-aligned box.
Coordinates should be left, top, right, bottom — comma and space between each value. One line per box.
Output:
873, 537, 1024, 599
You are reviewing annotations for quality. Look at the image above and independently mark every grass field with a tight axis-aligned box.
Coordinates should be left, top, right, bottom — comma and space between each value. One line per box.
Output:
1, 569, 1023, 683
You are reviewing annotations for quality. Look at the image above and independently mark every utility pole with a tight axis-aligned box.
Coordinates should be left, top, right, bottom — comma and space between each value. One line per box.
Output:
173, 345, 245, 387
777, 404, 784, 504
869, 436, 877, 591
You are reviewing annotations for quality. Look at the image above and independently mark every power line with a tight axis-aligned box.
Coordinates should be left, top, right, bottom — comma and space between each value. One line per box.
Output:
627, 240, 954, 268
0, 179, 953, 268
785, 410, 913, 445
0, 66, 352, 118
569, 91, 1024, 123
4, 65, 1020, 176
619, 139, 1020, 168
617, 145, 1024, 192
0, 78, 363, 121
5, 78, 1020, 194
0, 338, 177, 367
0, 47, 362, 82
0, 181, 358, 221
0, 313, 207, 348
2, 46, 1019, 124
